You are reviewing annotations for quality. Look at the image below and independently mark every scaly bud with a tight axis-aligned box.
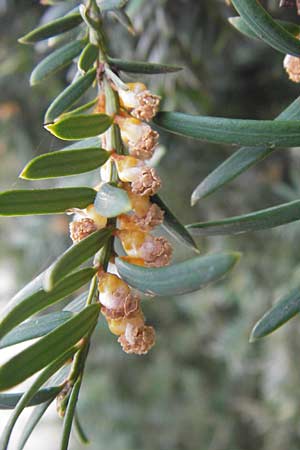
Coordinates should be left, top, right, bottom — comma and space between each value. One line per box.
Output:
118, 82, 161, 121
95, 92, 106, 113
116, 116, 159, 160
56, 382, 72, 418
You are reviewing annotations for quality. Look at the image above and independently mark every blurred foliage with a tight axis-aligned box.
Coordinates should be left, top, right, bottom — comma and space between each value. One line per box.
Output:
2, 0, 300, 449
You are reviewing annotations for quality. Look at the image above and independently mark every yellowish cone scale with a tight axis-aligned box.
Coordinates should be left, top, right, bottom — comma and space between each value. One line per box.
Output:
100, 159, 113, 183
118, 230, 147, 257
126, 189, 150, 217
98, 273, 130, 296
86, 204, 108, 228
127, 82, 147, 91
115, 116, 143, 144
116, 116, 146, 146
95, 93, 106, 113
115, 115, 159, 160
118, 83, 147, 109
118, 214, 138, 231
120, 256, 147, 266
118, 230, 172, 267
113, 155, 142, 182
98, 273, 130, 309
107, 317, 127, 336
107, 311, 145, 336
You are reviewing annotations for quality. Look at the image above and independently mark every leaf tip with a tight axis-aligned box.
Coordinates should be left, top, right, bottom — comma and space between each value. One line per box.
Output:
44, 112, 53, 126
192, 245, 201, 254
42, 270, 54, 293
44, 123, 56, 136
18, 36, 29, 45
190, 193, 198, 207
29, 74, 38, 86
19, 169, 28, 180
231, 251, 242, 264
249, 316, 267, 342
249, 334, 257, 344
249, 326, 260, 343
226, 251, 242, 272
190, 185, 207, 206
228, 17, 238, 26
128, 26, 136, 36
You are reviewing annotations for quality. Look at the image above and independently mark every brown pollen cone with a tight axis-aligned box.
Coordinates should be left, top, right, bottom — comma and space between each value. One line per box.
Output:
69, 218, 97, 243
118, 325, 156, 355
134, 203, 164, 230
130, 129, 159, 160
284, 54, 300, 82
101, 292, 140, 319
132, 91, 161, 122
119, 203, 164, 232
141, 236, 173, 267
131, 167, 161, 196
280, 0, 300, 14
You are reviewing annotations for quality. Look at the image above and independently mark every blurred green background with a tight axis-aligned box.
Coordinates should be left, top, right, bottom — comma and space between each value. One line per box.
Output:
2, 1, 300, 449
